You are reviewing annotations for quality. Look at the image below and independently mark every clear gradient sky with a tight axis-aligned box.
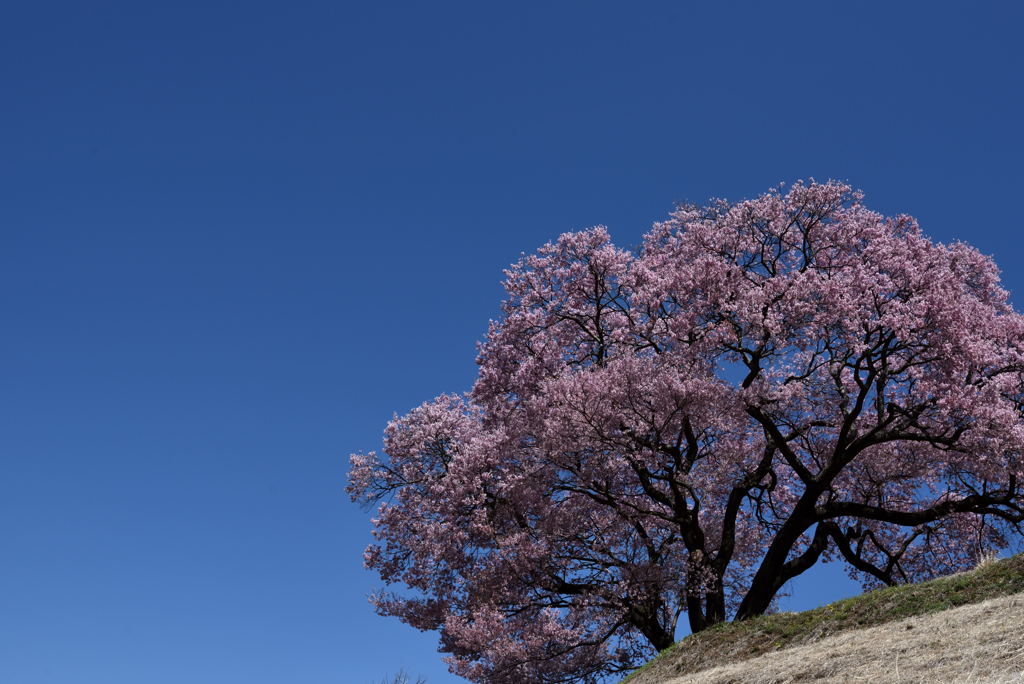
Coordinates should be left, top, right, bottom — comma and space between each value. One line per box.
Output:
3, 2, 1023, 683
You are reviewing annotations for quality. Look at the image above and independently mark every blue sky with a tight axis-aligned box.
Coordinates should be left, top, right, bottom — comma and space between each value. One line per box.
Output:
3, 2, 1023, 682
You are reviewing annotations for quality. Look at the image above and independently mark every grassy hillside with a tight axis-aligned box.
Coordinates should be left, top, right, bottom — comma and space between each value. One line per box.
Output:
625, 553, 1024, 683
641, 592, 1024, 683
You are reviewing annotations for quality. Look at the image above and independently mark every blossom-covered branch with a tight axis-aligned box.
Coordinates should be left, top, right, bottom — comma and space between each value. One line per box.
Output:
350, 181, 1024, 682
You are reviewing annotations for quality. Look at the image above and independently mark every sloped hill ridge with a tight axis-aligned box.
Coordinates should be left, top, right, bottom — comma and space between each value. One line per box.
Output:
626, 553, 1024, 683
662, 593, 1024, 683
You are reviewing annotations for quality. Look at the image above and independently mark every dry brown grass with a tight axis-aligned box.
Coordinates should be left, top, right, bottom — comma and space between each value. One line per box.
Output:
661, 592, 1024, 683
625, 553, 1024, 684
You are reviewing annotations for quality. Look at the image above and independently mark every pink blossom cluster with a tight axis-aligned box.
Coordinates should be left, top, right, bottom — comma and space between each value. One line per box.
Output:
349, 181, 1024, 682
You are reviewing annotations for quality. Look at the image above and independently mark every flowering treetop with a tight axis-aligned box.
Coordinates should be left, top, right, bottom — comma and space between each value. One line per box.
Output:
350, 181, 1024, 683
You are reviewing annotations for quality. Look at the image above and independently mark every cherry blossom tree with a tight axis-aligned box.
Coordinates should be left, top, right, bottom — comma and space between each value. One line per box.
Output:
349, 181, 1024, 683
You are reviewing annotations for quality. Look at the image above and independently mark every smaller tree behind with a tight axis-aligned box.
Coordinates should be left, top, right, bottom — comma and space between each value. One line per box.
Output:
350, 181, 1024, 683
378, 671, 427, 684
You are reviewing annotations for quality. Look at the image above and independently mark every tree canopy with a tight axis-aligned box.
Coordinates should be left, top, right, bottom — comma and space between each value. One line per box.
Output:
349, 181, 1024, 683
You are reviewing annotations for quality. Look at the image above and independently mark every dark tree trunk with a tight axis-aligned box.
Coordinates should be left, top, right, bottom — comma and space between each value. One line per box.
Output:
734, 497, 821, 621
685, 592, 706, 634
685, 570, 728, 633
703, 576, 726, 626
630, 604, 676, 652
641, 620, 676, 653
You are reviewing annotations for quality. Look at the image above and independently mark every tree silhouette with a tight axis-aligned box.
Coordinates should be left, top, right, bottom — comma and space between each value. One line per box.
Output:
351, 181, 1024, 682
